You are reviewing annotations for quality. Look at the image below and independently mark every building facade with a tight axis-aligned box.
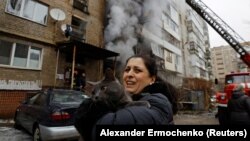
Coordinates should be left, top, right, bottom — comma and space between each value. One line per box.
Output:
184, 8, 211, 80
104, 0, 184, 86
142, 0, 183, 86
211, 42, 250, 84
0, 0, 118, 118
0, 0, 214, 117
103, 0, 212, 85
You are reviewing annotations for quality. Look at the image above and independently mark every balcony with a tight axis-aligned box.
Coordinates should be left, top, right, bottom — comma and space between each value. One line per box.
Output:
204, 49, 211, 60
70, 26, 86, 41
189, 42, 199, 54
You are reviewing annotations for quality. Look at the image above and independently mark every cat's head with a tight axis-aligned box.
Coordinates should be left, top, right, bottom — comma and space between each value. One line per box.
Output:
92, 81, 129, 109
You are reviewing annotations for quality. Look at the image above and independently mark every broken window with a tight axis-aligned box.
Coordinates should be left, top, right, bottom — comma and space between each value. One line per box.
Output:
71, 16, 87, 41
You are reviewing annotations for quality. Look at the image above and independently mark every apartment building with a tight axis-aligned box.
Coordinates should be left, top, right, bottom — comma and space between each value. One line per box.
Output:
211, 42, 250, 84
184, 8, 211, 80
104, 0, 212, 86
0, 0, 118, 118
104, 0, 184, 86
142, 0, 183, 86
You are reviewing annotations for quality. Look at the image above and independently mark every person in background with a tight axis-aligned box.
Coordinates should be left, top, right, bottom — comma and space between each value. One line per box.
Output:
74, 54, 178, 141
91, 67, 120, 94
99, 67, 119, 83
228, 84, 250, 125
74, 70, 86, 91
80, 71, 86, 90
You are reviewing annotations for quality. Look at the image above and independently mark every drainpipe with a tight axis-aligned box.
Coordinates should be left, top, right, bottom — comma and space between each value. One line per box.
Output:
54, 48, 60, 88
70, 45, 76, 89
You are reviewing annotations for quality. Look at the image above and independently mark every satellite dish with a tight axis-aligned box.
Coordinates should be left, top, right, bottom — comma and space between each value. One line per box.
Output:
50, 8, 66, 21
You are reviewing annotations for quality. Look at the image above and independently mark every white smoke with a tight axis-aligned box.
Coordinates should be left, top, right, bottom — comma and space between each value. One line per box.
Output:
142, 0, 169, 37
105, 0, 170, 63
105, 0, 142, 62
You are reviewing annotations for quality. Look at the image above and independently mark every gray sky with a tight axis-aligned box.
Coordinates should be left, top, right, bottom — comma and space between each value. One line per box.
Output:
201, 0, 250, 47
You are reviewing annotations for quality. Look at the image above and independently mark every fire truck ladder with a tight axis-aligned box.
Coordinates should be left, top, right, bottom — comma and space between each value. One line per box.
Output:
186, 0, 250, 67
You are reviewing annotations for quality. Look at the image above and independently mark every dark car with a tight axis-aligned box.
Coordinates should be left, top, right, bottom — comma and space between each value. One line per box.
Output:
14, 89, 89, 141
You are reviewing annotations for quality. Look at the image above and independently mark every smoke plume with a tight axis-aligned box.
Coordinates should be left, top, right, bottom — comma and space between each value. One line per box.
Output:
104, 0, 169, 72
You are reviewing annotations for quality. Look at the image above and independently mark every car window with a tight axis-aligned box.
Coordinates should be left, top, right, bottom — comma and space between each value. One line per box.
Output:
28, 94, 40, 104
51, 90, 86, 104
33, 94, 47, 106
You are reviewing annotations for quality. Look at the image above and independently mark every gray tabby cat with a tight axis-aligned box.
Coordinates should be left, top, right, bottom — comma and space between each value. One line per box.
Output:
92, 77, 150, 111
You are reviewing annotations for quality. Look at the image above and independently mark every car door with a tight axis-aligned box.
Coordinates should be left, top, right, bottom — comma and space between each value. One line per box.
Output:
17, 93, 39, 133
21, 92, 48, 133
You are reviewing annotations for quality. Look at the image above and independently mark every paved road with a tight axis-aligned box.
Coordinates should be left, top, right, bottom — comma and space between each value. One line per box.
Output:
0, 111, 218, 141
0, 127, 32, 141
174, 111, 219, 125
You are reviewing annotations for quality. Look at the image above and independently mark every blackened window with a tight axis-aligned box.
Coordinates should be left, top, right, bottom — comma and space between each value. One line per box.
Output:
71, 16, 87, 41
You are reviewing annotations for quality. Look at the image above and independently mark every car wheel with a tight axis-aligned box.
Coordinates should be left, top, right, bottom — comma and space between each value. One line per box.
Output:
33, 125, 41, 141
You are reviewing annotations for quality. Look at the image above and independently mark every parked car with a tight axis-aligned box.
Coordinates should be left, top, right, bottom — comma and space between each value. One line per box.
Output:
14, 88, 89, 141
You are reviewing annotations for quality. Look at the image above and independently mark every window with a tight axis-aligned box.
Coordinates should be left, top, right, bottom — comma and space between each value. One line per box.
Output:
225, 74, 250, 84
70, 16, 87, 41
33, 94, 47, 106
175, 55, 179, 65
0, 40, 12, 65
73, 0, 89, 14
13, 43, 29, 67
0, 40, 42, 69
151, 43, 163, 58
6, 0, 48, 25
29, 47, 41, 68
28, 93, 40, 104
166, 51, 172, 63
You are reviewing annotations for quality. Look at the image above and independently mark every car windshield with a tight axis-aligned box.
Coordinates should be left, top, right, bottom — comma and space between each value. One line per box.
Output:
51, 90, 87, 104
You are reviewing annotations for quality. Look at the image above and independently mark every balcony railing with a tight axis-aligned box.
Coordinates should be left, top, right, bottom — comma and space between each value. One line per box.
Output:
70, 25, 86, 41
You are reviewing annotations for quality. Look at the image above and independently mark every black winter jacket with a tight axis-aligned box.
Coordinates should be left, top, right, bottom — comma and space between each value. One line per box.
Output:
97, 92, 173, 124
74, 83, 174, 141
96, 82, 174, 124
227, 91, 250, 125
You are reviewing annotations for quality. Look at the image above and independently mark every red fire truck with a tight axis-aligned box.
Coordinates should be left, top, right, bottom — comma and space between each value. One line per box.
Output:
215, 72, 250, 124
186, 0, 250, 124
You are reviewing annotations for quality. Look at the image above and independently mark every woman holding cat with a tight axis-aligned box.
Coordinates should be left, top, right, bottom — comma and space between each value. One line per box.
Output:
74, 54, 178, 140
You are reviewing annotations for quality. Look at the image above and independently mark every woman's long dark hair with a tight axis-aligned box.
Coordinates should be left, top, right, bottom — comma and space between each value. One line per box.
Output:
126, 54, 178, 114
155, 77, 178, 114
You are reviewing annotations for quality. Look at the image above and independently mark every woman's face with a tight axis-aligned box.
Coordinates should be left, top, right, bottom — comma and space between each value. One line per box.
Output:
123, 57, 155, 94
